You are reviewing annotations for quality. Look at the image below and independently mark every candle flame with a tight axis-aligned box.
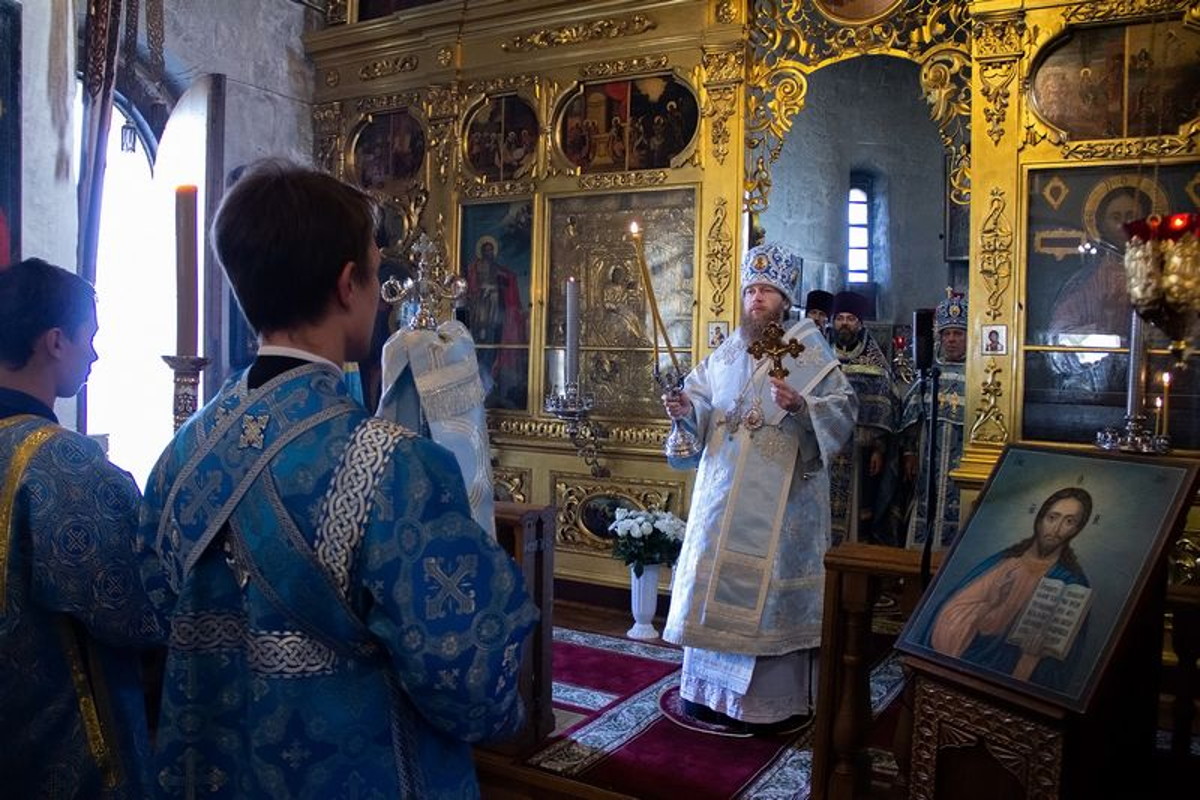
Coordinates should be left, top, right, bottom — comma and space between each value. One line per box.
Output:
1162, 371, 1171, 386
1156, 396, 1163, 408
629, 221, 639, 235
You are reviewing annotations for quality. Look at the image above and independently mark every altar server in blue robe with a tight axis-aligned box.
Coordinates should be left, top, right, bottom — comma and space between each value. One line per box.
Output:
137, 160, 537, 799
0, 257, 162, 798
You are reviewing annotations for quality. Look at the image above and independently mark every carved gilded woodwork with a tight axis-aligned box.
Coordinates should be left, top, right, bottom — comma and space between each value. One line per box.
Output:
706, 197, 734, 317
702, 49, 744, 167
978, 188, 1014, 321
579, 55, 670, 79
437, 47, 454, 67
970, 358, 1010, 444
493, 466, 531, 504
326, 0, 347, 26
910, 678, 1064, 800
1170, 528, 1200, 585
313, 101, 345, 177
501, 13, 657, 52
746, 0, 972, 211
377, 187, 429, 262
459, 178, 537, 199
491, 417, 669, 450
355, 92, 423, 116
324, 69, 341, 88
1062, 0, 1192, 24
715, 0, 737, 24
578, 170, 669, 189
975, 17, 1025, 146
359, 55, 419, 82
1061, 132, 1198, 160
553, 472, 684, 553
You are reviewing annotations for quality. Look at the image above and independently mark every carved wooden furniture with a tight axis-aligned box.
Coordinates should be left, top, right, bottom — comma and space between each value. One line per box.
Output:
488, 501, 556, 755
811, 543, 938, 800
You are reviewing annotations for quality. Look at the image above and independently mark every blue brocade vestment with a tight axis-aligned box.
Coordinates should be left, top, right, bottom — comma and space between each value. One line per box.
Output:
138, 364, 537, 799
1, 411, 161, 799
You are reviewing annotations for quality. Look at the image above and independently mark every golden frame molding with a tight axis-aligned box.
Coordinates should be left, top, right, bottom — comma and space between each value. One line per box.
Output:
501, 13, 656, 53
978, 188, 1014, 321
552, 471, 684, 554
969, 358, 1010, 444
1022, 3, 1198, 154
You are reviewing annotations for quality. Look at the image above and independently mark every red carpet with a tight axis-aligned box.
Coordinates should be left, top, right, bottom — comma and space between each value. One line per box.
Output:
527, 628, 906, 799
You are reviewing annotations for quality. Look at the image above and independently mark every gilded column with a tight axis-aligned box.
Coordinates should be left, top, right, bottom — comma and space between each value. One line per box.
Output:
957, 8, 1026, 485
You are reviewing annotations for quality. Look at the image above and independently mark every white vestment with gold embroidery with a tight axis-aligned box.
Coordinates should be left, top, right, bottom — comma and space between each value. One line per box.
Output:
664, 318, 856, 656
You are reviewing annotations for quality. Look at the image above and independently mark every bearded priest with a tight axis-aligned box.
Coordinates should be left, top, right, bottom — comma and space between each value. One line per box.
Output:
661, 243, 856, 735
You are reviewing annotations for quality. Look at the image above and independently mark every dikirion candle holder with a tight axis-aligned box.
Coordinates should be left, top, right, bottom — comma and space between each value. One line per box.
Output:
544, 380, 609, 478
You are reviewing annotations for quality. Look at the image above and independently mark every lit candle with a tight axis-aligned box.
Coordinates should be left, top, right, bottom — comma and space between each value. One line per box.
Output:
565, 277, 580, 386
1161, 371, 1171, 438
175, 185, 199, 357
1154, 396, 1163, 437
628, 220, 681, 376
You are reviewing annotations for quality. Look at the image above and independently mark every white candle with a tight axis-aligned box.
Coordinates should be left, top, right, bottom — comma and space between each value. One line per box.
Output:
1162, 371, 1171, 437
175, 185, 199, 357
565, 277, 580, 385
1154, 396, 1163, 437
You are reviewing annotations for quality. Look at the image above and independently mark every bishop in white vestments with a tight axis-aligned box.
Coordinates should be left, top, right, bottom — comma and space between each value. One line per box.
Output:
663, 243, 857, 731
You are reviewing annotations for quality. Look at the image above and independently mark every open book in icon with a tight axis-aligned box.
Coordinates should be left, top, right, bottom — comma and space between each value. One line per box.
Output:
1007, 577, 1093, 661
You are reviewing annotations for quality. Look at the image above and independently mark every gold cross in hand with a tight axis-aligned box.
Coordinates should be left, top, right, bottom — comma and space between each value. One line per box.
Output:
747, 320, 805, 379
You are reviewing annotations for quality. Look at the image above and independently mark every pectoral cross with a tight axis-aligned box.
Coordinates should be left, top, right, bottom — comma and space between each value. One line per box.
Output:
747, 320, 804, 379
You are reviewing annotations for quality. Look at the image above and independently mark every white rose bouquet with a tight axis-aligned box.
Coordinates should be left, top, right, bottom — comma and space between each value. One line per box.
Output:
608, 507, 686, 577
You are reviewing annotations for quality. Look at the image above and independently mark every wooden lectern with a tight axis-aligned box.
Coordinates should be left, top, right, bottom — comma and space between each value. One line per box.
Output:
895, 446, 1199, 799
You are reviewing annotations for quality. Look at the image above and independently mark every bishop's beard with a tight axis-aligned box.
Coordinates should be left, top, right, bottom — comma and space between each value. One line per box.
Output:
741, 307, 786, 341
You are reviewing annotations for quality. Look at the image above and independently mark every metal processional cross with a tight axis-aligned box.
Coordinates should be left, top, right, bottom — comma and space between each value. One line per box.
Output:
747, 320, 804, 379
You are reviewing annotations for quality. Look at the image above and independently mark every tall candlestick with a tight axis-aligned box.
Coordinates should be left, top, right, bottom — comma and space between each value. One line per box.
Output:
175, 185, 199, 357
1161, 371, 1171, 438
628, 221, 681, 377
1154, 396, 1163, 437
565, 276, 580, 385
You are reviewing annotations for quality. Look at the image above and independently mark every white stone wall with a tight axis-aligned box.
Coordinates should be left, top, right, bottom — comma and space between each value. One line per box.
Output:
760, 56, 948, 325
163, 0, 315, 172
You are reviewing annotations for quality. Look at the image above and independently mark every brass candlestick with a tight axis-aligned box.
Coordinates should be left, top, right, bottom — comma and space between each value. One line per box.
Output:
162, 355, 209, 431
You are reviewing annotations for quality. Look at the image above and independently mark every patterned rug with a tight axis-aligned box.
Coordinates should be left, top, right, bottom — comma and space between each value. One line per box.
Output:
525, 627, 906, 799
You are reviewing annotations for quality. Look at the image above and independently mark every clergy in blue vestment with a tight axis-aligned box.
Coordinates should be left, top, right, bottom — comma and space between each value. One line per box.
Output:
137, 161, 538, 799
0, 258, 162, 798
902, 292, 968, 549
662, 243, 856, 733
827, 290, 899, 545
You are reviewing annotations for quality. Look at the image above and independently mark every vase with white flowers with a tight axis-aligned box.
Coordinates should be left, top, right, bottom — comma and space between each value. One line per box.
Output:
608, 507, 686, 640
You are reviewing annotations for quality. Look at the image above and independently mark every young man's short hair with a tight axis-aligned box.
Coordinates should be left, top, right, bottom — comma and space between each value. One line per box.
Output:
211, 159, 378, 334
0, 258, 96, 369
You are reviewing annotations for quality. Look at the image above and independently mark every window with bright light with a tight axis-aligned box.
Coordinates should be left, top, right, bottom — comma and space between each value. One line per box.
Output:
86, 103, 175, 489
847, 177, 871, 284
